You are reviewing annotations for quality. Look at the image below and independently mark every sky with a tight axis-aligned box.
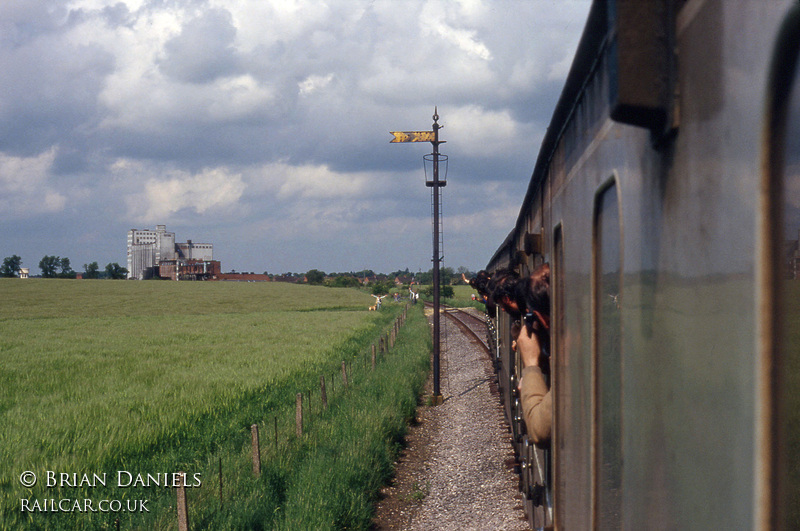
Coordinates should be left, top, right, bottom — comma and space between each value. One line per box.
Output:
0, 0, 592, 276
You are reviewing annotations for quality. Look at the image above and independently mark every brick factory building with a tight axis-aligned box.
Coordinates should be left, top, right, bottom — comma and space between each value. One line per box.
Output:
127, 225, 213, 280
159, 259, 221, 281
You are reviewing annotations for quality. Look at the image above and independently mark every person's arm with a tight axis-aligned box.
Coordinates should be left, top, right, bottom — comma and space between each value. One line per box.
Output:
519, 366, 552, 445
516, 327, 552, 445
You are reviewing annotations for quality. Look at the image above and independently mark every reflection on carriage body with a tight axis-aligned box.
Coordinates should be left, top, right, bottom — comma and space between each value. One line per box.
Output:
485, 1, 800, 528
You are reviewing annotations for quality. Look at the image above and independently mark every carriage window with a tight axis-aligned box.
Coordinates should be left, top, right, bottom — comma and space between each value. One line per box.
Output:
593, 180, 622, 528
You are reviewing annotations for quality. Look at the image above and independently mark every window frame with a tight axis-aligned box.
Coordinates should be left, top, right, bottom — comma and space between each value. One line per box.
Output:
591, 174, 624, 529
759, 4, 800, 529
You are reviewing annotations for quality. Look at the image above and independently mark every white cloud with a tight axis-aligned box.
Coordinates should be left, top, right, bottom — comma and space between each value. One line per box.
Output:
261, 162, 371, 200
0, 149, 67, 216
424, 22, 491, 60
445, 105, 533, 157
67, 0, 145, 10
208, 75, 277, 121
299, 73, 335, 96
123, 166, 246, 222
218, 0, 333, 50
420, 1, 492, 61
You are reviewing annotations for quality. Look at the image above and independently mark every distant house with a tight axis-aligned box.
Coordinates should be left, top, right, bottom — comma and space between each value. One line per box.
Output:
18, 268, 29, 279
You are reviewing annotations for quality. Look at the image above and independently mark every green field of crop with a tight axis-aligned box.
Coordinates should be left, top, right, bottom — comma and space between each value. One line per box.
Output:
0, 279, 432, 529
786, 281, 800, 529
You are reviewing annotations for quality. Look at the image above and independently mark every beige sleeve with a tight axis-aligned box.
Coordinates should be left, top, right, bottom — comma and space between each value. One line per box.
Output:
519, 366, 552, 445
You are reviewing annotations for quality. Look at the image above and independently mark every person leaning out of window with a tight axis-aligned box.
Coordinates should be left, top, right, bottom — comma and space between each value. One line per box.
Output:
514, 264, 552, 446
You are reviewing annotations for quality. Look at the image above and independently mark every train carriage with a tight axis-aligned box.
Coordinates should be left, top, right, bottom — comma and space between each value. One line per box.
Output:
486, 1, 800, 528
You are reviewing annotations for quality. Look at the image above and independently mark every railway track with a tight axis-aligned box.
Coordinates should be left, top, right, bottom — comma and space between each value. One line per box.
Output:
388, 301, 528, 530
441, 306, 490, 353
425, 301, 551, 529
422, 301, 495, 380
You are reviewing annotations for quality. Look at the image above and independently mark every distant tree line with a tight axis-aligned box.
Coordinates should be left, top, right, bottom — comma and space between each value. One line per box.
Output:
0, 255, 128, 279
297, 266, 477, 295
2, 257, 476, 284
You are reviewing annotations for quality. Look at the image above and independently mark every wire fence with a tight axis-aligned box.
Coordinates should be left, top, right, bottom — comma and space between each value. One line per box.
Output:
168, 305, 411, 531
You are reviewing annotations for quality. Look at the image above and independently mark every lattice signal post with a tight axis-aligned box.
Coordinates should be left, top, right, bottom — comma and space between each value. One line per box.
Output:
390, 108, 446, 405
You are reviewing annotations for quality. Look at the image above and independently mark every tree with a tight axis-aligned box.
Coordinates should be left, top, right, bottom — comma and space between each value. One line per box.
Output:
371, 281, 391, 296
423, 284, 454, 299
105, 263, 128, 280
390, 267, 411, 277
329, 275, 361, 288
0, 255, 22, 277
83, 262, 101, 279
58, 257, 76, 279
305, 269, 325, 285
416, 270, 431, 284
416, 267, 455, 286
39, 255, 60, 278
440, 266, 455, 286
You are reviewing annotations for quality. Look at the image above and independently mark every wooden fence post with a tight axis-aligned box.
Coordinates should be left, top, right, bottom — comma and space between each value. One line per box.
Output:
296, 393, 303, 437
177, 471, 190, 531
371, 344, 376, 371
320, 375, 328, 409
342, 360, 349, 387
218, 457, 223, 508
251, 425, 261, 476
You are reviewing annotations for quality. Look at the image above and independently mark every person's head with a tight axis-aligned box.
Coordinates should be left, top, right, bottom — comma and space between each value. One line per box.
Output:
469, 270, 492, 296
488, 268, 521, 318
517, 263, 551, 349
520, 263, 550, 320
483, 268, 509, 317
